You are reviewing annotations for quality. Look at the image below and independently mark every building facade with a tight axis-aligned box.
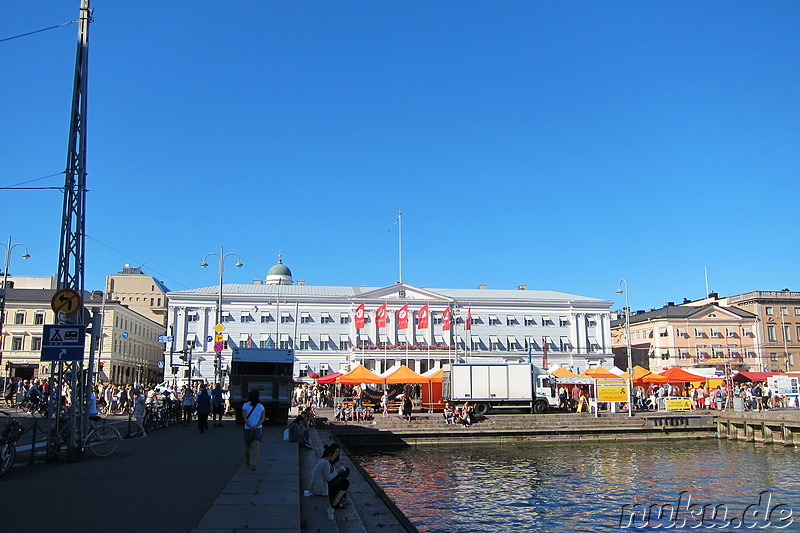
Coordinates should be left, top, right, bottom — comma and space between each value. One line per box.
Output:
104, 265, 170, 326
611, 302, 759, 373
166, 261, 615, 382
0, 288, 165, 384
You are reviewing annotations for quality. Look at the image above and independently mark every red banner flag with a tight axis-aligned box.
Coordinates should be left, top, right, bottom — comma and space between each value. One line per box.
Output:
418, 304, 430, 329
397, 304, 409, 330
355, 303, 366, 329
465, 306, 472, 331
442, 307, 451, 331
376, 303, 387, 328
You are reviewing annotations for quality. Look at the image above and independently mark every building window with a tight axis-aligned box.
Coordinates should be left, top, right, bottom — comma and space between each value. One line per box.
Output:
186, 312, 198, 322
14, 312, 25, 325
524, 316, 534, 326
541, 316, 552, 326
34, 312, 45, 325
300, 313, 311, 324
281, 313, 291, 324
241, 313, 250, 323
280, 339, 291, 350
794, 307, 800, 316
320, 339, 330, 350
259, 339, 270, 349
679, 350, 689, 360
796, 325, 800, 341
559, 316, 569, 327
31, 336, 42, 351
506, 316, 516, 326
710, 328, 720, 338
780, 307, 789, 316
767, 325, 776, 342
488, 315, 500, 326
694, 328, 704, 338
765, 307, 774, 316
712, 344, 724, 357
470, 337, 481, 351
659, 328, 668, 338
783, 325, 791, 343
471, 316, 480, 326
340, 337, 350, 350
320, 313, 332, 324
298, 363, 309, 378
660, 351, 670, 361
559, 337, 570, 351
340, 313, 350, 325
299, 339, 310, 350
12, 336, 23, 350
433, 315, 443, 325
488, 336, 500, 350
770, 353, 778, 362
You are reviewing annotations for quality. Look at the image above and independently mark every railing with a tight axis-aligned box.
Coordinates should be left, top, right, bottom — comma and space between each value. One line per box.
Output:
728, 291, 800, 303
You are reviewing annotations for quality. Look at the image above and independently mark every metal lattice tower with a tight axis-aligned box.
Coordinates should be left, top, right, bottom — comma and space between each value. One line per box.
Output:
48, 0, 92, 461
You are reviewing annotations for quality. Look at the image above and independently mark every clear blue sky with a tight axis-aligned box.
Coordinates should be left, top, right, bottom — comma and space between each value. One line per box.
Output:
2, 1, 798, 312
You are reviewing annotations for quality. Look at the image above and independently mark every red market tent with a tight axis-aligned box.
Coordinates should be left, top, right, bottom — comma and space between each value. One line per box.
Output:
658, 367, 707, 383
421, 367, 443, 405
316, 372, 342, 384
732, 371, 782, 383
336, 364, 385, 385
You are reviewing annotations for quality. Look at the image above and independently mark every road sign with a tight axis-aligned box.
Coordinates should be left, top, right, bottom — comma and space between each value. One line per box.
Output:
206, 335, 213, 343
41, 324, 86, 362
214, 342, 224, 352
214, 323, 225, 333
214, 334, 224, 344
157, 361, 164, 368
158, 334, 167, 343
121, 331, 129, 338
51, 288, 81, 316
596, 379, 630, 402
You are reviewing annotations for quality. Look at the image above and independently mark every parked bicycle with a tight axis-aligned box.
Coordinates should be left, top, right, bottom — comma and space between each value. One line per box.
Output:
51, 413, 122, 458
1, 411, 24, 476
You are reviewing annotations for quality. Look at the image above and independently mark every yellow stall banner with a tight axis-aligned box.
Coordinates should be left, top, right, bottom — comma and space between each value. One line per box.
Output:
665, 398, 692, 411
596, 379, 629, 402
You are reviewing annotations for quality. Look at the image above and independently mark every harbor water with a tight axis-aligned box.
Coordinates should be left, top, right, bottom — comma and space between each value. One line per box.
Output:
353, 439, 800, 532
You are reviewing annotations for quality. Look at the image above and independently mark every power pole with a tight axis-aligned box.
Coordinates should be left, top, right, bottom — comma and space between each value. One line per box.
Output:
48, 0, 92, 461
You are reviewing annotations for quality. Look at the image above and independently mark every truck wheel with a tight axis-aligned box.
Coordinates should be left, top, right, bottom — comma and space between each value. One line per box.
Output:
473, 403, 490, 416
533, 401, 548, 414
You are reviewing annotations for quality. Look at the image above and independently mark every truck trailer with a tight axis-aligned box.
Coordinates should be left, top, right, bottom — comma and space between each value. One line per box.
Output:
230, 348, 294, 425
442, 363, 558, 415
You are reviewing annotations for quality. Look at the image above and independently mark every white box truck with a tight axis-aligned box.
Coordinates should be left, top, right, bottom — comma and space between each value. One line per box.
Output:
442, 363, 558, 416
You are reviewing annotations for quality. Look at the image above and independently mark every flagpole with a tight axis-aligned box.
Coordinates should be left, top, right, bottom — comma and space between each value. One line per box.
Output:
398, 210, 403, 284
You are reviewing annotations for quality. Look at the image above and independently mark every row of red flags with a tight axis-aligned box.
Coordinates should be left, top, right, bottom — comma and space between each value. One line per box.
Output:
355, 303, 474, 331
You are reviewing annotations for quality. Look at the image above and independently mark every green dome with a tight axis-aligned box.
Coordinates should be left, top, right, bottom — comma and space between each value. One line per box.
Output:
267, 262, 292, 277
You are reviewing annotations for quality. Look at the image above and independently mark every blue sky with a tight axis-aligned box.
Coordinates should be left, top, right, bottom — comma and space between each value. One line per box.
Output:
2, 1, 798, 312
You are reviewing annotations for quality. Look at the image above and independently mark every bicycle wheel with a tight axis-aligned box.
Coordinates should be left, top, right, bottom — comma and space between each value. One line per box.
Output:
86, 425, 121, 457
0, 441, 15, 476
97, 403, 109, 418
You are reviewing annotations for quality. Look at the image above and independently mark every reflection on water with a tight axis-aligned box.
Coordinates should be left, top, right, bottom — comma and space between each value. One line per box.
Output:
353, 439, 800, 532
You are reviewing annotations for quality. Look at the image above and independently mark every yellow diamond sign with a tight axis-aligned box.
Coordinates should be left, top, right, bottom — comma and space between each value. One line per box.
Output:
214, 323, 225, 334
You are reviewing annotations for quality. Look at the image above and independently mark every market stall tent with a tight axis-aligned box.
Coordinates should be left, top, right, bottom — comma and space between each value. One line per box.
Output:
384, 365, 429, 384
336, 364, 385, 384
658, 367, 707, 383
732, 371, 783, 383
579, 367, 619, 379
421, 367, 443, 405
550, 366, 578, 378
316, 372, 342, 384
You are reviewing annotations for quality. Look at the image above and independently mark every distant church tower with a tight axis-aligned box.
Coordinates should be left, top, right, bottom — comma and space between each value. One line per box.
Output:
265, 252, 293, 285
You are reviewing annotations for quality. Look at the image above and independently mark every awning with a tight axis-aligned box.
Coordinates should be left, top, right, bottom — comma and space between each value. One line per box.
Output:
588, 336, 598, 346
507, 336, 517, 344
280, 333, 290, 341
339, 334, 349, 342
434, 335, 444, 343
415, 335, 426, 342
320, 334, 330, 341
300, 312, 310, 318
471, 335, 480, 342
321, 312, 331, 319
677, 328, 686, 336
489, 314, 498, 320
260, 333, 271, 340
379, 334, 389, 342
397, 334, 408, 343
560, 336, 570, 343
506, 315, 516, 322
340, 312, 349, 318
489, 335, 498, 342
358, 333, 370, 340
524, 315, 533, 321
260, 312, 271, 318
221, 311, 231, 317
281, 311, 290, 318
299, 333, 310, 341
541, 315, 551, 322
239, 333, 249, 341
298, 363, 309, 370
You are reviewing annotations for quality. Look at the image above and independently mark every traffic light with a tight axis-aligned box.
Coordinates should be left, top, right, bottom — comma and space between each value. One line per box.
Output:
171, 366, 179, 374
179, 354, 188, 362
98, 362, 104, 370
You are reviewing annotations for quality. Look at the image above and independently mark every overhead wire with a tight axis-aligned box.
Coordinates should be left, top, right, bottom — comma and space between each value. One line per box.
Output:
0, 19, 77, 44
0, 172, 66, 190
85, 234, 191, 290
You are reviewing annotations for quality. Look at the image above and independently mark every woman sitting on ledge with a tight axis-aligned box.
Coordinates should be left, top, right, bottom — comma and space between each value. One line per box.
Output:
310, 443, 350, 509
459, 402, 473, 427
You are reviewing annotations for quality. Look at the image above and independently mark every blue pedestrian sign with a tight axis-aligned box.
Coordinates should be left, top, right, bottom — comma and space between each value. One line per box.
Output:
158, 334, 167, 343
41, 324, 86, 362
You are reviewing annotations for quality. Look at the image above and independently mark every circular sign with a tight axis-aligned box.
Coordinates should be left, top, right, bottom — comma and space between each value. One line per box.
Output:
214, 342, 224, 352
51, 288, 82, 316
206, 335, 213, 343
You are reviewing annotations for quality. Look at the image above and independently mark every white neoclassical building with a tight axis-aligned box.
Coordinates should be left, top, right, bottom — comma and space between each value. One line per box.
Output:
165, 259, 615, 382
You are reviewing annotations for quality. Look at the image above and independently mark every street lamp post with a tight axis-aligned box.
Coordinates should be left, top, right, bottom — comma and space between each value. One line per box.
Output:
617, 279, 634, 417
0, 237, 30, 380
201, 246, 242, 386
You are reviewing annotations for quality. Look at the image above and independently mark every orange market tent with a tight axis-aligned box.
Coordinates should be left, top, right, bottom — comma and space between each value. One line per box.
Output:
316, 372, 342, 384
384, 365, 429, 384
421, 367, 444, 406
580, 366, 619, 379
336, 364, 385, 385
658, 367, 707, 383
550, 366, 578, 378
622, 365, 668, 384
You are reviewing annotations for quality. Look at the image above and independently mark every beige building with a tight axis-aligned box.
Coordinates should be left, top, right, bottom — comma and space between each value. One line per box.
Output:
105, 265, 169, 326
1, 288, 166, 384
611, 302, 758, 373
